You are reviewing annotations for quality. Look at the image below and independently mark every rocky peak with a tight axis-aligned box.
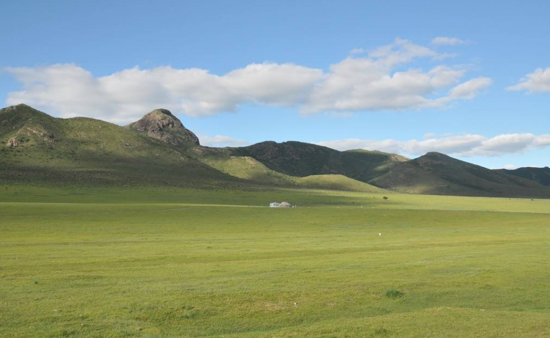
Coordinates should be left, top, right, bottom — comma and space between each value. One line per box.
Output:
128, 109, 200, 147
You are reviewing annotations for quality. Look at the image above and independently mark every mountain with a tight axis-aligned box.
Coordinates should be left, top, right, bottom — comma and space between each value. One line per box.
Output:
197, 149, 386, 193
127, 108, 199, 147
0, 104, 380, 192
1, 104, 549, 198
371, 152, 550, 197
497, 167, 550, 186
231, 141, 407, 182
0, 104, 241, 188
228, 142, 550, 197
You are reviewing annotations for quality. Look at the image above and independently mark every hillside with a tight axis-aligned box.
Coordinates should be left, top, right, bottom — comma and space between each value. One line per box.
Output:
497, 167, 550, 186
0, 104, 242, 188
1, 104, 549, 198
371, 152, 550, 197
0, 104, 388, 193
200, 153, 386, 193
231, 141, 407, 182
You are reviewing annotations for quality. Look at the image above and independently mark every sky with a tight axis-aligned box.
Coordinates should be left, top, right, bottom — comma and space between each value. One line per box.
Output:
1, 0, 549, 169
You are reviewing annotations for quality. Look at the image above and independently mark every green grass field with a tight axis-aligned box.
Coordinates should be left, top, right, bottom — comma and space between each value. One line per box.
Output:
1, 187, 550, 337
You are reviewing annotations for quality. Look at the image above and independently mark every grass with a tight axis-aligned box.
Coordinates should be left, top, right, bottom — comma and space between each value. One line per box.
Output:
201, 155, 385, 192
385, 289, 405, 300
1, 186, 550, 337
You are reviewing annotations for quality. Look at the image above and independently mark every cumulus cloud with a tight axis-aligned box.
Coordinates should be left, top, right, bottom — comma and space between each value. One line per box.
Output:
302, 38, 490, 113
5, 38, 490, 123
318, 133, 550, 157
5, 63, 322, 124
507, 67, 550, 92
431, 37, 466, 46
199, 135, 249, 147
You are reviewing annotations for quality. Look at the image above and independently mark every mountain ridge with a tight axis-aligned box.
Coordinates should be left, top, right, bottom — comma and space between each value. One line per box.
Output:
498, 166, 550, 187
371, 151, 550, 197
1, 104, 549, 198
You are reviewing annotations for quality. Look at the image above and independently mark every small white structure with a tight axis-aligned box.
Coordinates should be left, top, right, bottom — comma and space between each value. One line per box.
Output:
270, 201, 292, 208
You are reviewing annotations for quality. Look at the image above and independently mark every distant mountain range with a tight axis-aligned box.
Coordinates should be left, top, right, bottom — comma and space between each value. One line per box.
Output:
1, 104, 549, 198
497, 166, 550, 187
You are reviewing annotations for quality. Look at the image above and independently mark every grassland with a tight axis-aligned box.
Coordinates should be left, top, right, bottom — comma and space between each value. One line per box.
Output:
1, 186, 550, 337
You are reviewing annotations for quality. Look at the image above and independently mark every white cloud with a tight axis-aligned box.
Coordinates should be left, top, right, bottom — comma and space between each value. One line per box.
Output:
449, 77, 493, 99
318, 133, 550, 157
498, 164, 544, 170
5, 63, 322, 124
5, 38, 490, 123
350, 48, 365, 54
507, 67, 550, 92
432, 37, 466, 46
534, 135, 550, 146
200, 135, 249, 147
302, 38, 489, 113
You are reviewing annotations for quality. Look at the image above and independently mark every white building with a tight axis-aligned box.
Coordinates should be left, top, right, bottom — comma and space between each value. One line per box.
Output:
270, 202, 291, 208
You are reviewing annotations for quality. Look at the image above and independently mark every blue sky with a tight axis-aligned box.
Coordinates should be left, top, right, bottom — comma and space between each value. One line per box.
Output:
1, 0, 549, 169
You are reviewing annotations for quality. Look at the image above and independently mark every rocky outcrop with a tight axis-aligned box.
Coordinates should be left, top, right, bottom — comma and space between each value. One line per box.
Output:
6, 137, 20, 147
128, 109, 199, 147
22, 126, 55, 148
1, 104, 58, 149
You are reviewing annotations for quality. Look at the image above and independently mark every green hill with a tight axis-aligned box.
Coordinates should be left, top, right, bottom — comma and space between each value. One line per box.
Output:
371, 152, 550, 197
1, 104, 548, 198
230, 141, 550, 197
231, 141, 407, 182
0, 104, 387, 193
0, 104, 243, 189
200, 153, 385, 192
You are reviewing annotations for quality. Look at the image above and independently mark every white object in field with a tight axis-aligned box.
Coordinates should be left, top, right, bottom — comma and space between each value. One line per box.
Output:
270, 201, 292, 208
379, 233, 382, 236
